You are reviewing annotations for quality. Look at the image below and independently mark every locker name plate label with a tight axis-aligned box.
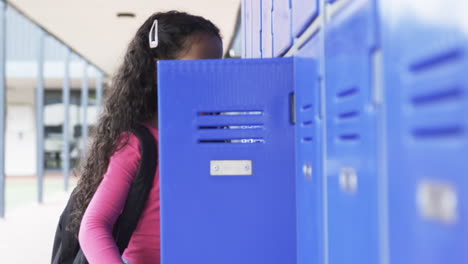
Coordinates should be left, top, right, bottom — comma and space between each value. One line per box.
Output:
210, 160, 252, 176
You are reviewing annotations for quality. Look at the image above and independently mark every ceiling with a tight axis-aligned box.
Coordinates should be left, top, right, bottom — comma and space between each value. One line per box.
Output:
7, 0, 240, 77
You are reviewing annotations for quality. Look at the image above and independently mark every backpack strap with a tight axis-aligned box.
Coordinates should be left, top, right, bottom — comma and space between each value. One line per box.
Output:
52, 189, 81, 264
112, 123, 158, 254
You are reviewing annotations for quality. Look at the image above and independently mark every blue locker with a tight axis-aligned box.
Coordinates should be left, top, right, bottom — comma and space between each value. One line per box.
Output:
295, 33, 324, 264
243, 0, 253, 58
292, 0, 319, 37
158, 58, 297, 264
272, 0, 292, 56
297, 30, 323, 59
381, 0, 468, 263
262, 0, 273, 58
324, 0, 380, 263
252, 0, 262, 58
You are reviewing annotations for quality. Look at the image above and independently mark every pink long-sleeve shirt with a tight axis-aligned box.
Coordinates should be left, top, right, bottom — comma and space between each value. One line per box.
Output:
79, 123, 160, 264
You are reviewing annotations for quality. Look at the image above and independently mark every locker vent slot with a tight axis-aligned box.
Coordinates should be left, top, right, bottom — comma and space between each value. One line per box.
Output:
336, 86, 358, 99
198, 111, 264, 116
198, 109, 265, 144
335, 85, 360, 143
199, 125, 264, 130
300, 99, 314, 144
409, 48, 463, 74
302, 120, 313, 126
338, 133, 360, 141
199, 139, 265, 144
338, 110, 359, 120
407, 47, 466, 142
302, 104, 313, 111
410, 86, 463, 107
411, 125, 464, 140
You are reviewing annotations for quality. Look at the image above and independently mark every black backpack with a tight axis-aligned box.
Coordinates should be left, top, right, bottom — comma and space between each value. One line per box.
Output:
51, 124, 158, 264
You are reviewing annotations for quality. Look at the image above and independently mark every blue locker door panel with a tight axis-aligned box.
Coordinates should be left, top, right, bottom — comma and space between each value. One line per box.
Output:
262, 0, 273, 58
272, 0, 292, 56
252, 0, 262, 58
324, 0, 379, 263
244, 0, 253, 58
381, 0, 468, 263
294, 56, 323, 264
158, 58, 296, 264
292, 0, 319, 37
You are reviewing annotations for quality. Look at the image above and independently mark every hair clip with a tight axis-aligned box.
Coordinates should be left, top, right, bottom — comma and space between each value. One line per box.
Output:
149, 19, 158, 48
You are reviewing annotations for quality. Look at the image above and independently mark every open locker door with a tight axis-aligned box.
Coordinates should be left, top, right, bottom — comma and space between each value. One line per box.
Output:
157, 58, 296, 264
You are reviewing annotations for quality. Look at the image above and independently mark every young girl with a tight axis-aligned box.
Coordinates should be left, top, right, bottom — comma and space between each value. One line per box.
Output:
72, 11, 223, 264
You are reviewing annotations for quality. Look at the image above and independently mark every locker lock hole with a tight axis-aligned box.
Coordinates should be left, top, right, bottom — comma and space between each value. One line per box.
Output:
303, 162, 313, 180
416, 181, 457, 224
339, 167, 358, 193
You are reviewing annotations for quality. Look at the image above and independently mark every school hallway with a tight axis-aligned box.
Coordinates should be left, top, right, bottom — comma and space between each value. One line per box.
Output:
0, 190, 69, 263
0, 0, 467, 263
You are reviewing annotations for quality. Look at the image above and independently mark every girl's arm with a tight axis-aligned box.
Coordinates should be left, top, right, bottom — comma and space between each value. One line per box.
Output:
78, 133, 141, 264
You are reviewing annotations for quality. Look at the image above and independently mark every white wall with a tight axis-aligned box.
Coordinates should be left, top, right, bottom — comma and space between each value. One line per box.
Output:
5, 104, 37, 176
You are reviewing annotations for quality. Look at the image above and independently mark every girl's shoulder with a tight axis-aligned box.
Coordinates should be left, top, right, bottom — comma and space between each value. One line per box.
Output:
114, 132, 141, 159
114, 123, 158, 158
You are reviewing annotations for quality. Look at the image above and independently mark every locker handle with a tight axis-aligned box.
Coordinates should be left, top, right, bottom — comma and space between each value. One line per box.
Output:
290, 92, 296, 125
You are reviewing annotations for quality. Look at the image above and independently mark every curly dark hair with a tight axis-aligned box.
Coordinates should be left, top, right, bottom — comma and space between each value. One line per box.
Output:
69, 11, 221, 235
